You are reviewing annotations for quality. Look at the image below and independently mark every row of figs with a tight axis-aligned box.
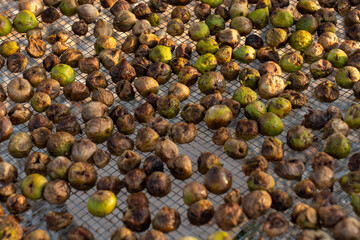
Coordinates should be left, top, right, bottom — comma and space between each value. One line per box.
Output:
0, 0, 360, 238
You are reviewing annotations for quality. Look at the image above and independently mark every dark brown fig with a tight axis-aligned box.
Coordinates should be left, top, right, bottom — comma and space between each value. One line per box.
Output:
117, 114, 136, 135
8, 104, 32, 125
311, 152, 335, 170
279, 90, 308, 109
169, 122, 197, 144
187, 199, 214, 226
326, 105, 343, 119
135, 45, 150, 58
43, 179, 71, 204
72, 20, 88, 36
36, 78, 60, 100
166, 155, 192, 180
155, 137, 179, 163
122, 207, 151, 232
214, 202, 243, 231
67, 226, 93, 240
117, 150, 141, 174
134, 103, 155, 123
47, 211, 73, 232
146, 171, 171, 197
111, 59, 136, 83
125, 169, 147, 193
194, 3, 211, 20
224, 188, 242, 205
200, 91, 223, 110
140, 230, 166, 240
235, 119, 258, 141
212, 127, 232, 146
6, 193, 27, 214
6, 53, 27, 73
221, 99, 241, 118
136, 127, 159, 152
60, 49, 83, 68
147, 117, 168, 137
257, 47, 280, 63
92, 150, 111, 169
0, 182, 16, 201
197, 152, 221, 175
295, 179, 317, 199
274, 159, 305, 180
96, 176, 123, 195
121, 35, 140, 54
0, 117, 13, 143
242, 190, 272, 219
45, 104, 70, 124
0, 162, 18, 182
303, 110, 329, 130
262, 212, 289, 238
132, 57, 151, 77
56, 115, 82, 136
110, 0, 131, 15
175, 43, 192, 59
348, 152, 360, 171
333, 217, 360, 240
43, 54, 60, 72
181, 103, 206, 124
28, 114, 53, 132
242, 156, 268, 176
245, 34, 264, 50
0, 83, 6, 102
318, 205, 348, 228
148, 0, 167, 13
25, 152, 51, 175
152, 206, 181, 233
271, 189, 293, 211
261, 137, 284, 163
86, 71, 108, 91
204, 166, 232, 194
147, 62, 172, 85
63, 82, 90, 102
309, 166, 334, 190
314, 80, 339, 103
107, 133, 134, 156
116, 80, 135, 101
67, 162, 97, 191
143, 155, 164, 175
311, 191, 336, 210
127, 192, 149, 209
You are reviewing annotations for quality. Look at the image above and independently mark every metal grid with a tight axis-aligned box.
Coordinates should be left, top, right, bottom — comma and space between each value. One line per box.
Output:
0, 0, 358, 239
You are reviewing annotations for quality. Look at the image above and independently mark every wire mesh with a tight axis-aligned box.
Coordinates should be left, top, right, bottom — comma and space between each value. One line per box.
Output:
0, 0, 358, 239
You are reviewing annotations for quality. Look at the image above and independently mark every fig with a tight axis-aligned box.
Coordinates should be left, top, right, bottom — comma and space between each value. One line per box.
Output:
204, 166, 232, 194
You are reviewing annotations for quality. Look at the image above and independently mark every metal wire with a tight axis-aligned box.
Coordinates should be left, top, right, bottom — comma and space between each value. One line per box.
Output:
0, 0, 358, 239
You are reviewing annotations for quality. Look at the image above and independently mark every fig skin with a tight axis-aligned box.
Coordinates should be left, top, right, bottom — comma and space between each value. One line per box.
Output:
56, 115, 82, 136
126, 192, 149, 209
318, 205, 347, 228
0, 215, 23, 240
85, 116, 114, 144
295, 179, 317, 199
50, 209, 75, 232
46, 132, 75, 157
204, 105, 233, 130
164, 152, 191, 179
43, 179, 71, 204
323, 133, 351, 159
67, 226, 94, 240
25, 152, 51, 175
136, 127, 160, 152
214, 202, 243, 231
147, 117, 168, 137
311, 152, 335, 170
242, 156, 268, 176
7, 77, 33, 103
47, 156, 72, 180
8, 132, 33, 158
152, 206, 181, 233
247, 170, 275, 192
146, 171, 171, 197
97, 176, 122, 195
309, 166, 334, 190
349, 153, 360, 171
143, 155, 164, 175
287, 125, 314, 151
122, 207, 151, 232
187, 199, 214, 226
271, 189, 293, 211
111, 227, 137, 240
274, 159, 305, 180
204, 166, 232, 194
107, 133, 134, 156
67, 162, 97, 191
303, 110, 329, 130
125, 169, 147, 193
169, 122, 197, 144
117, 150, 141, 174
224, 138, 248, 159
212, 127, 232, 146
134, 103, 155, 123
183, 182, 208, 206
262, 137, 284, 163
197, 152, 221, 175
242, 190, 272, 219
262, 212, 289, 237
0, 182, 16, 201
235, 119, 258, 140
6, 193, 28, 214
155, 137, 179, 163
